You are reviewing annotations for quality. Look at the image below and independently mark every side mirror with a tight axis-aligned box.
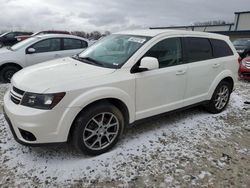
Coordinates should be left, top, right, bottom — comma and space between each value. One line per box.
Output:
27, 48, 36, 54
139, 57, 159, 71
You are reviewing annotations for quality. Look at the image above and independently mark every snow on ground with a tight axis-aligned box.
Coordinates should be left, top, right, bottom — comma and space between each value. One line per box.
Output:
0, 81, 250, 187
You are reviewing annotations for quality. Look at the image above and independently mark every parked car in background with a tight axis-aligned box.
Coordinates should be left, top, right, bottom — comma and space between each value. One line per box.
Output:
233, 38, 250, 58
0, 34, 88, 82
3, 30, 238, 155
0, 31, 33, 48
239, 56, 250, 80
16, 30, 71, 41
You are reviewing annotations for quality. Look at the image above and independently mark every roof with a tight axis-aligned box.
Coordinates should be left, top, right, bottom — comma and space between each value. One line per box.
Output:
150, 24, 233, 29
211, 30, 250, 36
234, 11, 250, 14
33, 34, 88, 41
115, 29, 228, 39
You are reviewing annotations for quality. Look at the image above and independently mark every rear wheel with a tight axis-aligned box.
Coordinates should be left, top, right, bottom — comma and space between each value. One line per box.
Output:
0, 42, 3, 48
71, 103, 124, 155
205, 81, 231, 114
0, 65, 21, 83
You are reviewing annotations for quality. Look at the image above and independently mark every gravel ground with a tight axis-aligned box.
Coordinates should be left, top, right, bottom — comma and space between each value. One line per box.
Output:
0, 80, 249, 187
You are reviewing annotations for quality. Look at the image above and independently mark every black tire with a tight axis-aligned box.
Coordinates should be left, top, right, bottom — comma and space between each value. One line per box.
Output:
71, 102, 124, 155
0, 65, 20, 83
205, 81, 232, 114
0, 42, 3, 48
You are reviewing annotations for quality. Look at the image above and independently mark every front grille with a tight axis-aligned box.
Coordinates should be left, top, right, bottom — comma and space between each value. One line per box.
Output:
10, 86, 24, 105
245, 62, 250, 69
10, 95, 20, 104
13, 86, 25, 95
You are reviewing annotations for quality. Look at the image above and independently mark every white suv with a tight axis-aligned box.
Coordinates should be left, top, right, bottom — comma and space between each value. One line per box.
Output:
4, 30, 239, 155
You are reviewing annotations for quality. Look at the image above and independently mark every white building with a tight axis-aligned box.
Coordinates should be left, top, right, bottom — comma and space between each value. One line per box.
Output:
151, 11, 250, 41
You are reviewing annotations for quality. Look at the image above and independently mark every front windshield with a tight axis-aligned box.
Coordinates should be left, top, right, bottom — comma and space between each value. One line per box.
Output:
0, 32, 8, 37
233, 39, 250, 46
11, 37, 37, 51
78, 34, 151, 68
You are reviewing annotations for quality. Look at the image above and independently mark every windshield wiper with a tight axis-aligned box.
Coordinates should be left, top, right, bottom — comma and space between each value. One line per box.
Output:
72, 55, 104, 67
80, 57, 104, 66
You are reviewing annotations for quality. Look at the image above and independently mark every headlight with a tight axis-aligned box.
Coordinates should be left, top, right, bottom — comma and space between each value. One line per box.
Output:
21, 92, 65, 110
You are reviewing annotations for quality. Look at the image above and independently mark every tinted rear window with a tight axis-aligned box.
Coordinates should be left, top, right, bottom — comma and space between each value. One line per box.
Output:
210, 39, 233, 58
184, 37, 213, 62
63, 38, 87, 50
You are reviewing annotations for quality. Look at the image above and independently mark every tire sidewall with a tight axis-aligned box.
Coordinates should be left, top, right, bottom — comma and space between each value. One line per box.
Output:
73, 103, 124, 155
210, 81, 231, 113
0, 66, 19, 83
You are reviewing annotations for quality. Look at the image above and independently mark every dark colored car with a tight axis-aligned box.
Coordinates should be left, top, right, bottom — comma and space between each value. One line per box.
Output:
16, 30, 71, 41
233, 38, 250, 58
239, 56, 250, 80
0, 31, 33, 48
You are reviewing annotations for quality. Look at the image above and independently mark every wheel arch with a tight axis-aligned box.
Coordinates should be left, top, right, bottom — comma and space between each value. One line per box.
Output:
220, 77, 234, 92
67, 97, 130, 142
207, 70, 236, 100
0, 62, 23, 71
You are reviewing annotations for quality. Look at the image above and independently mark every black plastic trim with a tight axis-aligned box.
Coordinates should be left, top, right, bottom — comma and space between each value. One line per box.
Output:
3, 107, 66, 147
13, 86, 24, 95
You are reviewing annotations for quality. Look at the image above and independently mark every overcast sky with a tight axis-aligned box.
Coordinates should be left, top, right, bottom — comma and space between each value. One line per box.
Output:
0, 0, 249, 33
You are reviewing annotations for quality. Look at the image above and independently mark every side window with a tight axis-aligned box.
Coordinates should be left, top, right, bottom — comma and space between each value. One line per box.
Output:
184, 37, 212, 62
5, 32, 15, 38
144, 38, 182, 68
63, 38, 84, 50
31, 38, 61, 53
210, 39, 233, 58
82, 40, 88, 48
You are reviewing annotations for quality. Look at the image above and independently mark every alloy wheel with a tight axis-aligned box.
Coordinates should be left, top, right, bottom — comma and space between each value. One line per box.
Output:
83, 112, 119, 150
214, 85, 229, 110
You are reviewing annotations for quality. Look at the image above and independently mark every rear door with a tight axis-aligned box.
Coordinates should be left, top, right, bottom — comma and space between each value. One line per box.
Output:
61, 38, 88, 57
182, 37, 223, 106
25, 38, 62, 66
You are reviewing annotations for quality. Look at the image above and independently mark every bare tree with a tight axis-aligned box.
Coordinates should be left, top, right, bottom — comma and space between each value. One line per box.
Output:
68, 30, 111, 40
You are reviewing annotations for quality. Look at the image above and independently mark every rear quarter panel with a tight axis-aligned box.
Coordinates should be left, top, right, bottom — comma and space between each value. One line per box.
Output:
207, 38, 239, 99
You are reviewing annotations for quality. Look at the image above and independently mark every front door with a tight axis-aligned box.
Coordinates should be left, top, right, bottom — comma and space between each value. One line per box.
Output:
25, 38, 62, 66
134, 37, 187, 120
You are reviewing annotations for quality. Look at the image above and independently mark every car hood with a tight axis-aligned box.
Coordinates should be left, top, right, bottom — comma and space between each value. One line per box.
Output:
12, 57, 116, 93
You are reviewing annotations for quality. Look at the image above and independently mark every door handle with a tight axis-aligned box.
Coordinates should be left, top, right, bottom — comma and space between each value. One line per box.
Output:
212, 63, 220, 68
176, 70, 186, 75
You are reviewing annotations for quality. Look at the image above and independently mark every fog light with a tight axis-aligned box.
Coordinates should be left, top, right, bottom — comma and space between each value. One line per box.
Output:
19, 128, 36, 141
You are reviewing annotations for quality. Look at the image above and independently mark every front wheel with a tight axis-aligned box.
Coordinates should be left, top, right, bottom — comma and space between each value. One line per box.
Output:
205, 81, 231, 114
0, 42, 3, 48
71, 103, 124, 155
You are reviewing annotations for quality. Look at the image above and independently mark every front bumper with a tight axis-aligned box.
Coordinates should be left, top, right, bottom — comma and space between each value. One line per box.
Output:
3, 90, 80, 144
3, 107, 27, 145
239, 65, 250, 80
